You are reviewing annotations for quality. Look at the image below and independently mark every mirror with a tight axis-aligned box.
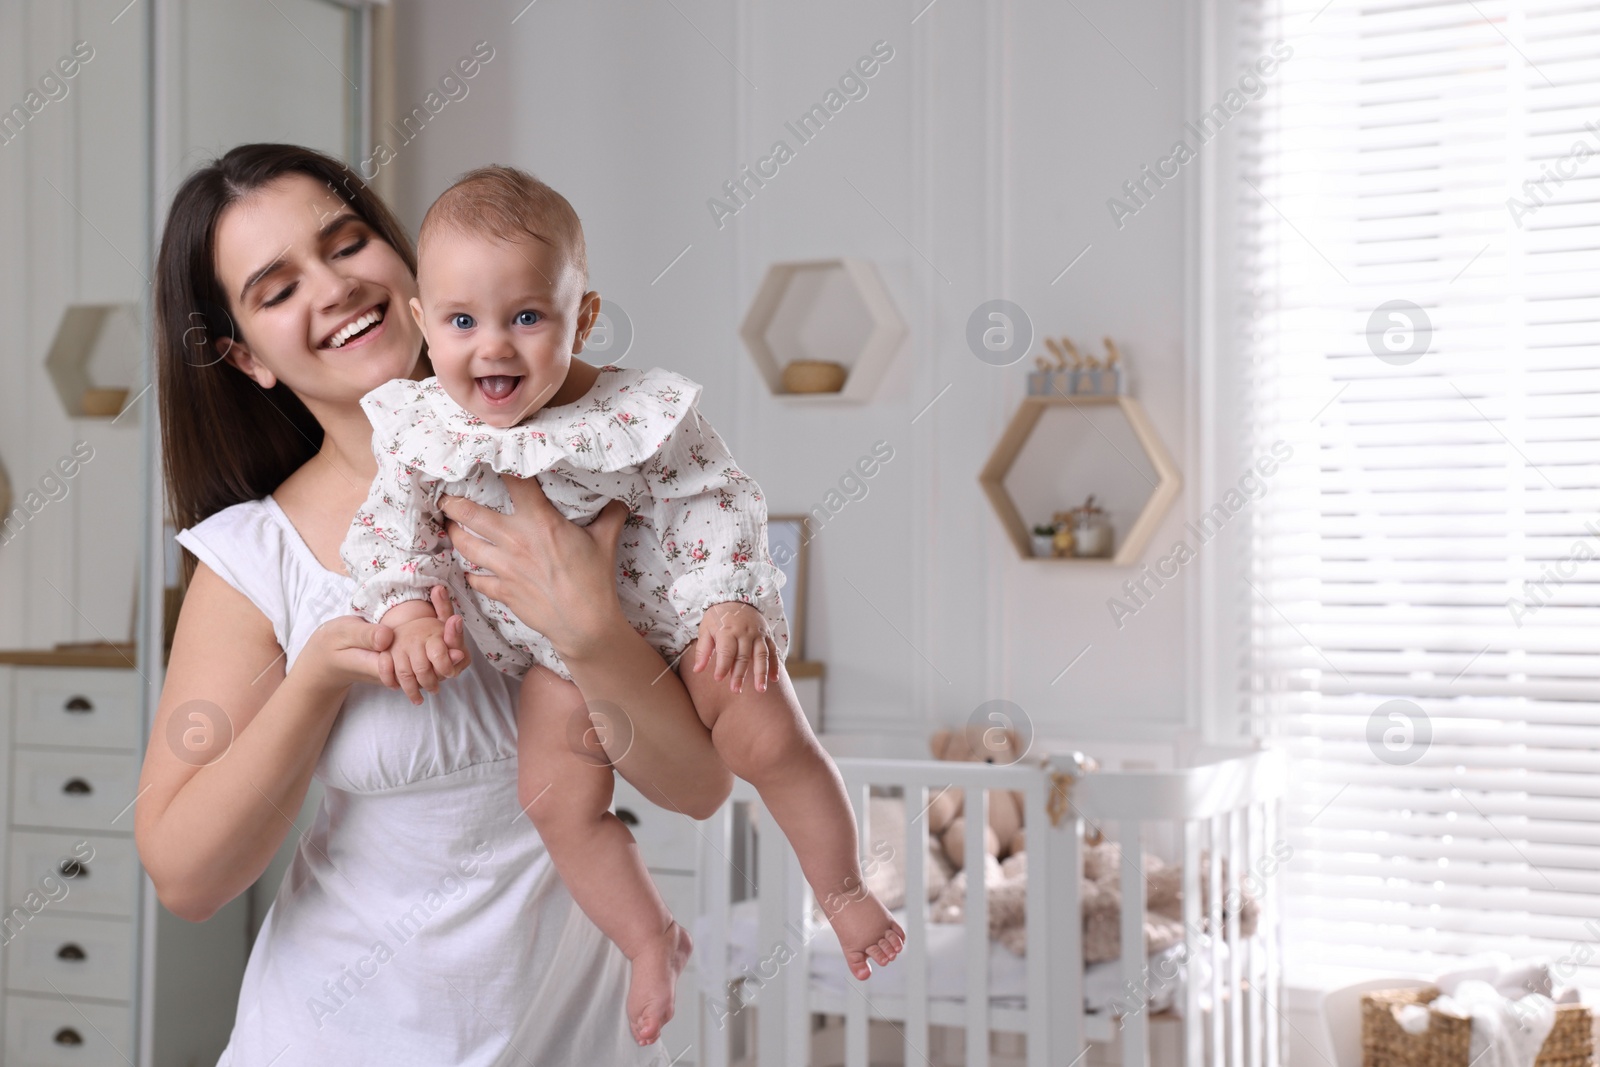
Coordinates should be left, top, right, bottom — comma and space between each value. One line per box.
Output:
0, 1, 372, 1063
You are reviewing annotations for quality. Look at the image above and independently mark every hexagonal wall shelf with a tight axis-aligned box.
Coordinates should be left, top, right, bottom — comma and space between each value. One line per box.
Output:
979, 394, 1181, 564
45, 303, 141, 418
739, 258, 907, 402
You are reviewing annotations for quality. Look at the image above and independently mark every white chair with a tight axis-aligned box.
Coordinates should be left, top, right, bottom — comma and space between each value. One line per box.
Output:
1321, 977, 1433, 1067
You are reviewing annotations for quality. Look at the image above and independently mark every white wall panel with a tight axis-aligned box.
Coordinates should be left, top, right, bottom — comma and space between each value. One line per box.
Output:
389, 0, 1196, 747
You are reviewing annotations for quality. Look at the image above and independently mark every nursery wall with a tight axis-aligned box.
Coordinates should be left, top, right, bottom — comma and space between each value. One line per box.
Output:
390, 0, 1198, 753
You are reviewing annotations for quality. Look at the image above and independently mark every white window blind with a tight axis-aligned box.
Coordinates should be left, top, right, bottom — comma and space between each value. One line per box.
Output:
1236, 0, 1600, 981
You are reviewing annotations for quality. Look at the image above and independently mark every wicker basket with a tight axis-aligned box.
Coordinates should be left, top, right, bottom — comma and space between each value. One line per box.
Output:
1363, 987, 1594, 1067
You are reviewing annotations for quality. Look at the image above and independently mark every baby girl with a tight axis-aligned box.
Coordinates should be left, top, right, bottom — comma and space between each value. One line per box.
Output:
340, 165, 904, 1045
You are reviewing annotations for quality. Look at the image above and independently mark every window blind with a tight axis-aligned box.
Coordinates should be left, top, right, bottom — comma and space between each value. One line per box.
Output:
1235, 0, 1600, 982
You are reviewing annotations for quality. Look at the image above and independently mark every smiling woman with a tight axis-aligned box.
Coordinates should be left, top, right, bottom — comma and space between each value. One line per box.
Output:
156, 147, 424, 539
139, 143, 728, 1066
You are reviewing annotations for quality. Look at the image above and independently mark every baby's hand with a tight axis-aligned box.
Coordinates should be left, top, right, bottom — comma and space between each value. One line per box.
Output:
389, 614, 455, 705
693, 601, 781, 694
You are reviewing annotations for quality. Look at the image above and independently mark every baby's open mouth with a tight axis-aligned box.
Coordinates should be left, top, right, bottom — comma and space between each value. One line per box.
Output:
477, 375, 523, 403
323, 303, 387, 349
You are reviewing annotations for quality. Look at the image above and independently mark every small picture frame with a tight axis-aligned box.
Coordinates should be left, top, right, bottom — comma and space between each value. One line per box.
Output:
766, 514, 811, 661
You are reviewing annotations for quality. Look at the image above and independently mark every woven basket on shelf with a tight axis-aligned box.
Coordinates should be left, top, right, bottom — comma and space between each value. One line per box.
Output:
1363, 987, 1594, 1067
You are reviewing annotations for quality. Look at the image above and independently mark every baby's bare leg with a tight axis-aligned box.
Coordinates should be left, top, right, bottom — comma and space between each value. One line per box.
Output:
679, 658, 905, 979
515, 668, 691, 1045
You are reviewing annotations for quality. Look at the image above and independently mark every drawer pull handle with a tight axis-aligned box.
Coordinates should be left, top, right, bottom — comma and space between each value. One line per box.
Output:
64, 696, 94, 713
62, 778, 93, 796
615, 807, 639, 827
56, 942, 86, 961
60, 859, 89, 879
54, 1026, 84, 1045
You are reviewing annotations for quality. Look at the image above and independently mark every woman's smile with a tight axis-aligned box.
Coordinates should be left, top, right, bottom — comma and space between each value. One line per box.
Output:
320, 302, 388, 350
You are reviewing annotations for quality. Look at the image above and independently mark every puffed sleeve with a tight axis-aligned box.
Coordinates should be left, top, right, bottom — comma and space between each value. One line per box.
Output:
339, 444, 455, 623
644, 403, 789, 658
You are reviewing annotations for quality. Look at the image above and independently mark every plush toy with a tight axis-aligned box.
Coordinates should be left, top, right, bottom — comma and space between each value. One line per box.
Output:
935, 839, 1261, 963
925, 727, 1029, 872
923, 740, 1263, 963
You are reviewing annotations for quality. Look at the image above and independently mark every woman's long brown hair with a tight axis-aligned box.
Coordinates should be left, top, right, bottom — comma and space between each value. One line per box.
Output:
156, 143, 425, 561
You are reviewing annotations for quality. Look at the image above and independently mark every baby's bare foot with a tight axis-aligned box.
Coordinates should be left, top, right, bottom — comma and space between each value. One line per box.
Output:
625, 921, 693, 1045
821, 886, 905, 980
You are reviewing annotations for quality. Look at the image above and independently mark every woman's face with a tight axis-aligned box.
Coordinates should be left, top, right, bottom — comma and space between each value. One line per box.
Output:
211, 173, 421, 409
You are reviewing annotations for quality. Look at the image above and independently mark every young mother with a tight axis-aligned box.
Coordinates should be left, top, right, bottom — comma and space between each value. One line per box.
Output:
134, 143, 730, 1065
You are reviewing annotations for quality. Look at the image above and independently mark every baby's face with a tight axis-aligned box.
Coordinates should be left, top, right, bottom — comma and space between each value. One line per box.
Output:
410, 228, 597, 428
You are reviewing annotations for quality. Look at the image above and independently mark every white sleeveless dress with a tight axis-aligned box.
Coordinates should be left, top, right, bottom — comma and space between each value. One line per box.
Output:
176, 495, 671, 1067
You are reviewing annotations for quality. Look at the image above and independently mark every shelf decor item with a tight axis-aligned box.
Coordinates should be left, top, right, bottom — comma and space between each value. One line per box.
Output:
82, 388, 131, 418
766, 514, 814, 662
739, 258, 908, 402
766, 514, 826, 732
780, 360, 849, 394
1027, 335, 1126, 398
1029, 524, 1056, 558
1047, 515, 1076, 557
980, 337, 1181, 565
1068, 495, 1114, 558
45, 303, 142, 419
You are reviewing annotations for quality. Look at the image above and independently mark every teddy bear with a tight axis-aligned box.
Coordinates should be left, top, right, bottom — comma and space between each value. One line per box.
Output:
934, 838, 1260, 962
924, 726, 1029, 873
923, 738, 1261, 962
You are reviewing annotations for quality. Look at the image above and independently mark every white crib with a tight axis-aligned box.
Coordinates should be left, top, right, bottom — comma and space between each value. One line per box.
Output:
684, 747, 1289, 1067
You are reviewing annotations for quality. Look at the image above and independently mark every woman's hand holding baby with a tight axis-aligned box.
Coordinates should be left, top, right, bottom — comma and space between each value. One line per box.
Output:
298, 586, 467, 700
693, 601, 781, 694
378, 586, 471, 705
440, 474, 631, 661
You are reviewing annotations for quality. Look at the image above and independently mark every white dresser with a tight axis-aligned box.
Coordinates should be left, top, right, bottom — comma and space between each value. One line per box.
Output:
0, 659, 143, 1064
0, 655, 247, 1066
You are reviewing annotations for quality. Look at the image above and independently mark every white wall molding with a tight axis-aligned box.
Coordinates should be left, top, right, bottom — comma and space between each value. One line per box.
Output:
1186, 0, 1220, 743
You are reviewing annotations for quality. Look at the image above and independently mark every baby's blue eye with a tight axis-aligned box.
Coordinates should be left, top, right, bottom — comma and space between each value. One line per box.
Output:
515, 310, 541, 327
451, 313, 475, 330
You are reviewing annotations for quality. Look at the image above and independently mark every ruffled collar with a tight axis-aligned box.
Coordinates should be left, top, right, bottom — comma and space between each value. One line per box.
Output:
359, 365, 703, 480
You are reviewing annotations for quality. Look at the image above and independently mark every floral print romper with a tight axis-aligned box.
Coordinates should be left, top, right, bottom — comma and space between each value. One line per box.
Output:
340, 365, 789, 682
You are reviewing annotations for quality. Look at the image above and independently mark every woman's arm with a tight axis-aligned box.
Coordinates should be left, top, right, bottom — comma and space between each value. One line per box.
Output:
441, 479, 734, 819
135, 570, 459, 921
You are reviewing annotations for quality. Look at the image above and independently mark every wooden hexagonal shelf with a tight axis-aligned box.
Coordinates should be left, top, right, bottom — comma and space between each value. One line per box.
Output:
739, 258, 907, 402
45, 303, 140, 418
979, 394, 1181, 564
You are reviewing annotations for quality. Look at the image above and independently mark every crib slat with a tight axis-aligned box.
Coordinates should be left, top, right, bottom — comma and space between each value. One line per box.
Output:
1182, 818, 1203, 1067
788, 843, 813, 1067
1024, 775, 1048, 1067
1265, 796, 1285, 1067
755, 797, 791, 1067
1248, 803, 1264, 1067
1049, 780, 1085, 1061
904, 784, 930, 1067
1228, 809, 1244, 1067
965, 787, 990, 1067
1120, 821, 1149, 1067
702, 799, 734, 1067
1209, 814, 1225, 1067
845, 782, 869, 1067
